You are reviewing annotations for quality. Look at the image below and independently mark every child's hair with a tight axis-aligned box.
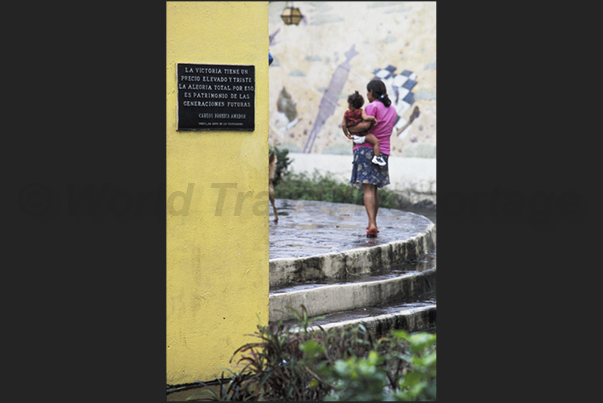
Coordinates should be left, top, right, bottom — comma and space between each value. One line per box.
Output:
367, 79, 392, 107
347, 91, 364, 109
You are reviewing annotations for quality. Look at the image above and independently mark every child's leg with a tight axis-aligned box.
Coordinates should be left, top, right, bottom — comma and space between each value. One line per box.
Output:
364, 134, 381, 157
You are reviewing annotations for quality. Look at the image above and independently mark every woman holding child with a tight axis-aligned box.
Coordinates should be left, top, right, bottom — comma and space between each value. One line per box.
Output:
343, 79, 397, 237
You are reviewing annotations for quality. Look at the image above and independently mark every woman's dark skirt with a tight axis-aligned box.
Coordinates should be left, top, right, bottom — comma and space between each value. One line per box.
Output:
350, 147, 390, 190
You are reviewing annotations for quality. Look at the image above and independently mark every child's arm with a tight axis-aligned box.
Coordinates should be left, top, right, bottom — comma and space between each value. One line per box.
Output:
342, 117, 353, 139
361, 109, 378, 125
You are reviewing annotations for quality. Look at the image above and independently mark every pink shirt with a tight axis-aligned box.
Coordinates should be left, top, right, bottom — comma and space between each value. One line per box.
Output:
353, 100, 397, 155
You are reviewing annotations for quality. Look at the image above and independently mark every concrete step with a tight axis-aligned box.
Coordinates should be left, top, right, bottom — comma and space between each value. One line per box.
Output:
269, 219, 435, 288
289, 298, 436, 339
268, 199, 437, 335
269, 266, 435, 322
269, 199, 436, 288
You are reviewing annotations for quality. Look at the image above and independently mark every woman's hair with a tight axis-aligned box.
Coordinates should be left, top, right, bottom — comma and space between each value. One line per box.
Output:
347, 91, 364, 109
367, 79, 391, 107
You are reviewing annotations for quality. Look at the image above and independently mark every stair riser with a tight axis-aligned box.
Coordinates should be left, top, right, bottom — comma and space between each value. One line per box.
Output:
270, 268, 435, 322
300, 306, 437, 338
269, 225, 435, 288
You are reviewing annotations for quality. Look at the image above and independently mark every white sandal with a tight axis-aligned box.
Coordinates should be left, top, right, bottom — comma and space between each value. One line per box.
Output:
372, 156, 386, 166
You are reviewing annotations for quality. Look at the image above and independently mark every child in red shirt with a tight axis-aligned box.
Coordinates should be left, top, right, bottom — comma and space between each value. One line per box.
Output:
342, 91, 386, 166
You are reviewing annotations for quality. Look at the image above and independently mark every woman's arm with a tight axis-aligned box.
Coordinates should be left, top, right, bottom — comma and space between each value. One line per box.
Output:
349, 105, 377, 133
347, 120, 373, 133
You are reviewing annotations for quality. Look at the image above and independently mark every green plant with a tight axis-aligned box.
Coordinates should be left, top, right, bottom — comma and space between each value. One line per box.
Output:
186, 307, 436, 401
185, 369, 255, 401
230, 306, 331, 401
391, 331, 437, 401
267, 146, 402, 209
322, 330, 437, 401
275, 169, 400, 208
323, 351, 389, 401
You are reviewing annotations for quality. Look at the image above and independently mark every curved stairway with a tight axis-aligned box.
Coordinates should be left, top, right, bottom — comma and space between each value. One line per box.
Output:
269, 199, 436, 336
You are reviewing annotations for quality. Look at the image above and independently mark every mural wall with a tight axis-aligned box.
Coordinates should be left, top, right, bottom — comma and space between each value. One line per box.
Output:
268, 1, 436, 158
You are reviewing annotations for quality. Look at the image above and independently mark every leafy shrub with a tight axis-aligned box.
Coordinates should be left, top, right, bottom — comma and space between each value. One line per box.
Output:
275, 169, 400, 209
323, 330, 437, 401
392, 331, 437, 401
322, 351, 388, 401
186, 306, 436, 401
268, 146, 400, 208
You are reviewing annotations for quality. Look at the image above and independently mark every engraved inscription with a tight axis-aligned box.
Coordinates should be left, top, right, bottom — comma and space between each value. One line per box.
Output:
177, 63, 255, 131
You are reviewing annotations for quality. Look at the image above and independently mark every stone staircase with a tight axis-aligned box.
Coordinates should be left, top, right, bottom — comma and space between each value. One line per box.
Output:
268, 199, 436, 336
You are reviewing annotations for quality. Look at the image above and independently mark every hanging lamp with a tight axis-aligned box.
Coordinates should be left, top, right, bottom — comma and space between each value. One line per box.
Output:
280, 2, 303, 25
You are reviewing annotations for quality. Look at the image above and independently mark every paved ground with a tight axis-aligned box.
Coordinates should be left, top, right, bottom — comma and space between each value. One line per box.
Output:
269, 199, 435, 260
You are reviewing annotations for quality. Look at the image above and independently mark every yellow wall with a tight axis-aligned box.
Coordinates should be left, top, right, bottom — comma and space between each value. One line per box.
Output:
166, 1, 269, 384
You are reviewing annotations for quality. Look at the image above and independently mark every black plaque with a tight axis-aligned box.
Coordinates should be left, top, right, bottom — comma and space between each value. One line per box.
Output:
177, 63, 255, 131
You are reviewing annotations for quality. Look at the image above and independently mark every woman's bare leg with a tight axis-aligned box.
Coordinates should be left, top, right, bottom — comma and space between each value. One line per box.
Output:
362, 183, 379, 232
375, 186, 379, 218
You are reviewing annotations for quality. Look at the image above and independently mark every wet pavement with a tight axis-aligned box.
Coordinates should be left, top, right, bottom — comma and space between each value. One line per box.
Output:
269, 199, 435, 260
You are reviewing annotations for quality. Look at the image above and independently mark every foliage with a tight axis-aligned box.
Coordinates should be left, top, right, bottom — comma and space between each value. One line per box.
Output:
185, 369, 256, 401
322, 351, 388, 401
268, 146, 293, 187
323, 330, 437, 401
186, 306, 436, 401
392, 331, 437, 401
268, 146, 400, 208
275, 169, 400, 209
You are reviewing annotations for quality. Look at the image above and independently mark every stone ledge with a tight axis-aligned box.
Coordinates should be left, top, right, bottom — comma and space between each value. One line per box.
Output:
270, 268, 436, 322
269, 223, 435, 288
393, 190, 436, 209
303, 305, 437, 338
